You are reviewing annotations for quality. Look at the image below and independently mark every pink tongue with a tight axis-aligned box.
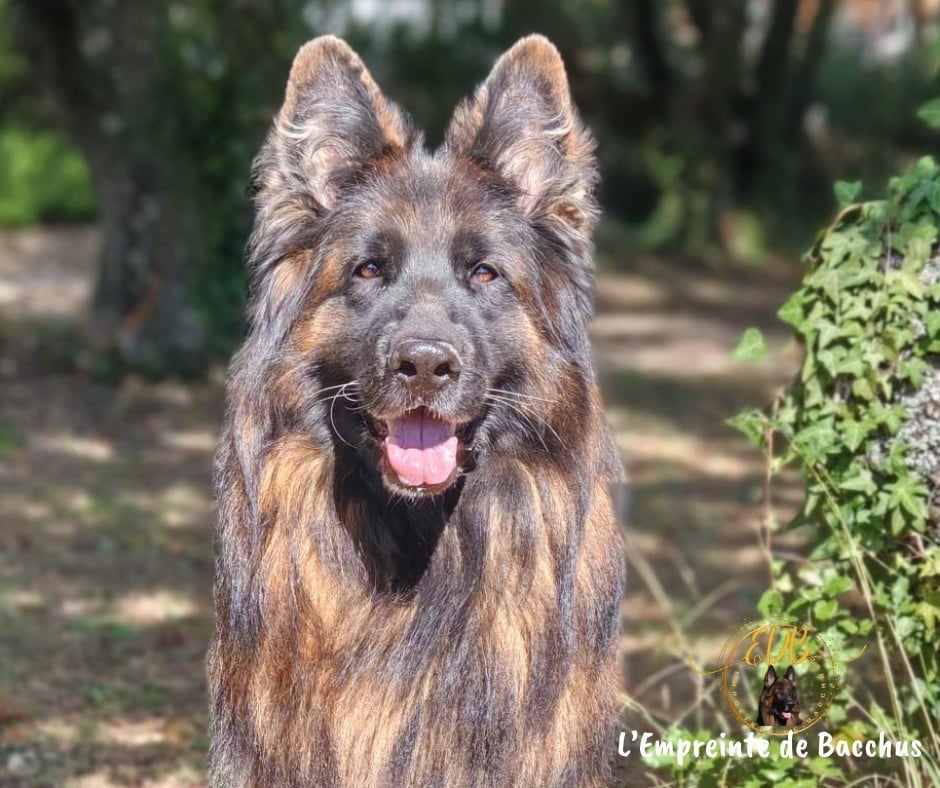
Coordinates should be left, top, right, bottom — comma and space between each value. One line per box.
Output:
384, 410, 458, 487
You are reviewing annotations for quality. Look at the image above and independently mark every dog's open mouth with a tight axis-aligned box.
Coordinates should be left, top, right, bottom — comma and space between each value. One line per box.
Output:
367, 407, 473, 492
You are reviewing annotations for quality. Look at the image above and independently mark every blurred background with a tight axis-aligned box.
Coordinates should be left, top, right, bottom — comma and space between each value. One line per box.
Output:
0, 1, 938, 785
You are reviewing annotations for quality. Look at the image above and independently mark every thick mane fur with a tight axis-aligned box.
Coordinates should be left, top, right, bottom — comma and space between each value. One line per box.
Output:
207, 35, 624, 788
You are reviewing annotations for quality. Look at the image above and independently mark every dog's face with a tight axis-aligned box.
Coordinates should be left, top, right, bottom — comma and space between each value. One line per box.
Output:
315, 165, 541, 496
246, 36, 598, 498
758, 665, 801, 727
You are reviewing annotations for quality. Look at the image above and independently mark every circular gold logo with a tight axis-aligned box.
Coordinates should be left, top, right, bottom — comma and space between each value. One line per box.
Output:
718, 618, 837, 735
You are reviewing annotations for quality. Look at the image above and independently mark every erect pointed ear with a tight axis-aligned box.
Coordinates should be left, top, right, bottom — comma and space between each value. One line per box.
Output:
444, 35, 598, 236
260, 35, 413, 214
785, 665, 797, 682
246, 37, 415, 337
764, 666, 777, 688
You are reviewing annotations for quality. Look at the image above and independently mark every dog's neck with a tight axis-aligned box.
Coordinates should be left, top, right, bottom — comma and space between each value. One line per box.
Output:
332, 447, 461, 590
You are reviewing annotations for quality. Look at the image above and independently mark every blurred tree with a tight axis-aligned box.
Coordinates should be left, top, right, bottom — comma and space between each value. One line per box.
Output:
8, 0, 304, 376
600, 0, 843, 246
2, 0, 937, 353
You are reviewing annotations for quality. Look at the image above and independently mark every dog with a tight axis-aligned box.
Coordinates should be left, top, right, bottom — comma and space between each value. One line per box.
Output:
207, 34, 625, 787
756, 665, 801, 727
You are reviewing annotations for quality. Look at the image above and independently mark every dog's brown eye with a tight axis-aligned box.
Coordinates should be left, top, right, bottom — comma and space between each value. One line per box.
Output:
355, 260, 382, 280
470, 263, 497, 284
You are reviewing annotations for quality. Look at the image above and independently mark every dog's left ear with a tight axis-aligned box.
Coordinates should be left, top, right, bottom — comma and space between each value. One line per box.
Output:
763, 666, 777, 688
785, 665, 797, 682
444, 35, 598, 237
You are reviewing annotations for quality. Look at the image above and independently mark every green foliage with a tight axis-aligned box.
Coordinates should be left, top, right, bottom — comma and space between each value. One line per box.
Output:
133, 2, 309, 353
647, 151, 940, 788
917, 97, 940, 130
729, 155, 940, 783
732, 327, 769, 362
0, 127, 96, 226
0, 0, 96, 227
833, 180, 862, 208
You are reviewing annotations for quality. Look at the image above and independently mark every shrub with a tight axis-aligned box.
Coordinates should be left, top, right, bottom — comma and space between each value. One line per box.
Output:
731, 157, 940, 784
0, 127, 96, 226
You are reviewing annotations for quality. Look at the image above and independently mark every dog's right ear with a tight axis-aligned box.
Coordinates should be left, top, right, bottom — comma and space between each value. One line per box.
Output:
763, 666, 777, 688
246, 37, 414, 338
263, 36, 412, 213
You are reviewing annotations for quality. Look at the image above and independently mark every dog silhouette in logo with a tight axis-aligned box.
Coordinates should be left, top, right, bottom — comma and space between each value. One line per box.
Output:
756, 665, 801, 727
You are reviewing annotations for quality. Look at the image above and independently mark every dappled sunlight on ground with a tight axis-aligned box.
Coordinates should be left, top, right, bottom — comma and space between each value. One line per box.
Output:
593, 258, 808, 747
0, 232, 217, 784
0, 227, 809, 785
31, 433, 117, 462
0, 228, 98, 322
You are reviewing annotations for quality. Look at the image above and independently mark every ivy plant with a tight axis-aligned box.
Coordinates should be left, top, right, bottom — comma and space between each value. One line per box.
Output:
730, 156, 940, 783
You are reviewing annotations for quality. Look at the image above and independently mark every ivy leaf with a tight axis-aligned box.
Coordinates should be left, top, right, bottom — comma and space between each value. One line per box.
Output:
915, 601, 939, 637
886, 477, 928, 521
823, 574, 855, 597
726, 408, 767, 447
758, 589, 783, 617
928, 181, 940, 214
917, 97, 940, 128
891, 508, 907, 535
809, 266, 842, 302
731, 327, 767, 361
814, 599, 840, 621
834, 180, 862, 206
815, 321, 841, 349
777, 292, 806, 328
918, 549, 940, 578
839, 466, 876, 495
851, 377, 874, 401
842, 419, 874, 452
793, 421, 837, 463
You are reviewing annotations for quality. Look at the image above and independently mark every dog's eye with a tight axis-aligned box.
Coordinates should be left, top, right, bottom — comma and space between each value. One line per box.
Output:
355, 260, 383, 280
470, 263, 498, 284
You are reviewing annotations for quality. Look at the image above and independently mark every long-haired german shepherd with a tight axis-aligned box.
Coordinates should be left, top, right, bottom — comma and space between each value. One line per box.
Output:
207, 35, 625, 787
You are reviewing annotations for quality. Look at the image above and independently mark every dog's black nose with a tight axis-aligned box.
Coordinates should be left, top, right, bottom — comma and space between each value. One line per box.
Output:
390, 340, 461, 395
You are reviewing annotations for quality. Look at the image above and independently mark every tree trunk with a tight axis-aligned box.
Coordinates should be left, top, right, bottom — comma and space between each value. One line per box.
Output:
89, 162, 205, 376
694, 0, 748, 239
683, 0, 712, 39
786, 0, 839, 139
739, 0, 801, 188
700, 0, 748, 144
755, 0, 800, 108
10, 0, 206, 377
627, 0, 673, 107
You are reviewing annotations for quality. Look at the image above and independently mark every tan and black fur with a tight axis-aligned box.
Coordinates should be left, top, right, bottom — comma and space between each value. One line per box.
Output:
756, 665, 801, 727
207, 35, 624, 787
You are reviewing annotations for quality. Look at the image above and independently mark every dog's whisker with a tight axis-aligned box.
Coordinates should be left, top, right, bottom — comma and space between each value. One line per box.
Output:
486, 394, 554, 453
486, 388, 557, 405
487, 393, 569, 452
328, 389, 357, 449
312, 380, 361, 398
312, 381, 360, 395
312, 381, 364, 408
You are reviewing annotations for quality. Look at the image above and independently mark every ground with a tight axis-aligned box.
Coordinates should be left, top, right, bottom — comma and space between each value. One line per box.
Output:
0, 226, 804, 787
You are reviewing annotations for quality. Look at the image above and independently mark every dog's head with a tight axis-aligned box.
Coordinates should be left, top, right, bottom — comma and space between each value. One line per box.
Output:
758, 665, 801, 727
242, 36, 599, 498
